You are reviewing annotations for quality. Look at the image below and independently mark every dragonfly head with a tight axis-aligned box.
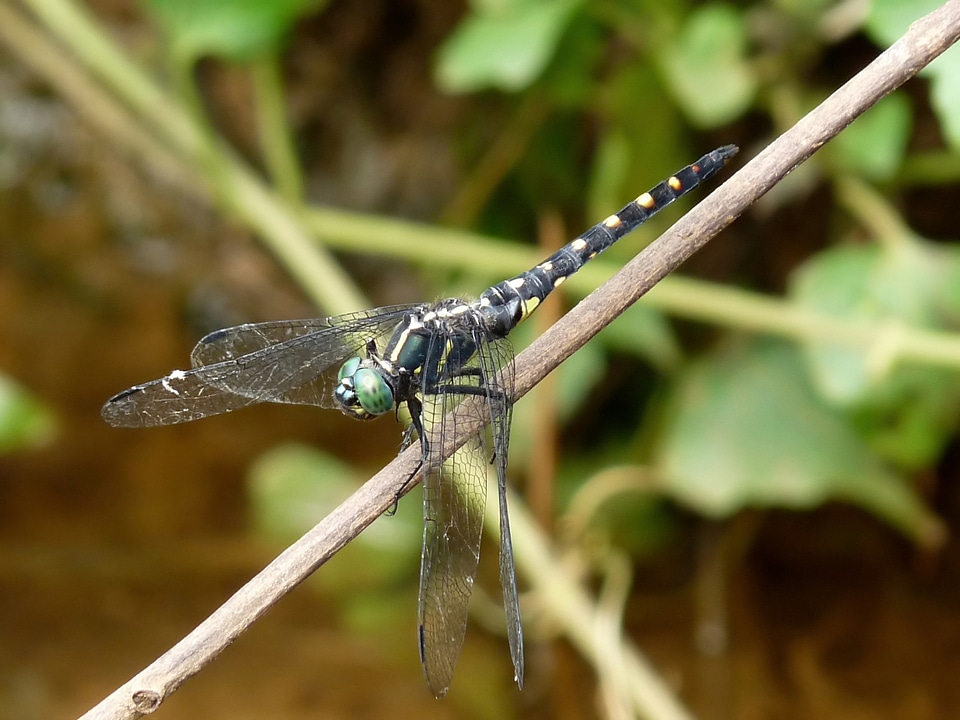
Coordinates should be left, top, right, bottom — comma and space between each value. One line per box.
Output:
335, 356, 395, 420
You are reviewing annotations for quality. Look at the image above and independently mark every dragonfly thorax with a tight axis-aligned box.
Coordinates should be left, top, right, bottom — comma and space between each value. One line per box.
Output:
335, 301, 486, 422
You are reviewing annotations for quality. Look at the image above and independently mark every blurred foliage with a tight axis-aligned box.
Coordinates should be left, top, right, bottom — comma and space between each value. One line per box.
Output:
118, 0, 960, 587
435, 0, 584, 93
6, 0, 958, 711
790, 236, 960, 470
867, 0, 960, 148
248, 444, 421, 633
829, 93, 912, 181
434, 0, 959, 553
124, 0, 960, 556
655, 339, 944, 547
659, 3, 756, 127
143, 0, 327, 62
0, 374, 56, 454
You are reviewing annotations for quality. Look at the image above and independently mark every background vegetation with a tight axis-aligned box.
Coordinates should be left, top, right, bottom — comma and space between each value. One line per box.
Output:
1, 0, 960, 718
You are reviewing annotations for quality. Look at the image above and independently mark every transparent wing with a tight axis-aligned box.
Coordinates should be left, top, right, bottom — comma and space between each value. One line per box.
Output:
101, 305, 418, 428
475, 334, 523, 689
100, 363, 269, 427
416, 328, 520, 696
417, 421, 487, 696
188, 306, 415, 366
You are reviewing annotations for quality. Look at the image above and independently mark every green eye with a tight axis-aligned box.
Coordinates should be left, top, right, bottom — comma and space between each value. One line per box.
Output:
338, 357, 362, 382
335, 357, 392, 419
353, 368, 394, 415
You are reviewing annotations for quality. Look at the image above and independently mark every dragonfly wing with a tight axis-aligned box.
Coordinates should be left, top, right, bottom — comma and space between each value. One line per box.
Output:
476, 335, 523, 688
189, 306, 417, 367
188, 306, 418, 408
416, 328, 494, 696
102, 306, 418, 426
417, 328, 520, 696
101, 362, 264, 427
417, 414, 487, 697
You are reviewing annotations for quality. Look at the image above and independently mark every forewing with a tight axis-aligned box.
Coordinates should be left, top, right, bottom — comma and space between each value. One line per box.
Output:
189, 306, 416, 366
101, 305, 417, 427
186, 306, 417, 407
101, 363, 265, 427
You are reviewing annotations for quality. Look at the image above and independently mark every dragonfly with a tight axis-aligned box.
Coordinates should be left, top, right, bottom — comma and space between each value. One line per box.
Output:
101, 144, 737, 696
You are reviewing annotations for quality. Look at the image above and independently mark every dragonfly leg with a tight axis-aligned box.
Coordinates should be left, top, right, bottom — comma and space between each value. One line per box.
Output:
394, 395, 427, 505
386, 454, 424, 516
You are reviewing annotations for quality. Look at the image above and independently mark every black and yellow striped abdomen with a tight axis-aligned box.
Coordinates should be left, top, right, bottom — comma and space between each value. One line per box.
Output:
476, 144, 737, 337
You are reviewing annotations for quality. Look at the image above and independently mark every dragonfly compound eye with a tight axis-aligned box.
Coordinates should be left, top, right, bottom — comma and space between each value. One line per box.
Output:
335, 358, 394, 419
352, 367, 394, 416
337, 356, 362, 383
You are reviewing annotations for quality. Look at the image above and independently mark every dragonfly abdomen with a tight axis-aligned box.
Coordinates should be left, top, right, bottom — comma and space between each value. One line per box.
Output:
476, 144, 738, 338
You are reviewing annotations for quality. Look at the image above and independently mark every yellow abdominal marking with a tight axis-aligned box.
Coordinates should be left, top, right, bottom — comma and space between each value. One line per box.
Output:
521, 295, 541, 317
636, 192, 655, 209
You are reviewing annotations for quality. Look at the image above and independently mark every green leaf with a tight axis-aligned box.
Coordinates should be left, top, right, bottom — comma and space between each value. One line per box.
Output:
853, 363, 960, 469
0, 375, 56, 453
655, 340, 943, 547
829, 93, 912, 180
658, 4, 755, 127
790, 239, 960, 398
247, 443, 421, 588
790, 243, 889, 403
865, 0, 946, 48
142, 0, 325, 62
597, 303, 681, 373
866, 0, 960, 150
789, 240, 960, 467
435, 0, 583, 93
927, 52, 960, 150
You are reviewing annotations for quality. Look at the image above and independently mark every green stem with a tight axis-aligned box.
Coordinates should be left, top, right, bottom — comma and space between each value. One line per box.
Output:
900, 149, 960, 186
23, 0, 367, 314
301, 204, 960, 371
14, 0, 960, 374
251, 53, 304, 204
0, 2, 195, 192
649, 275, 960, 371
834, 173, 916, 251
